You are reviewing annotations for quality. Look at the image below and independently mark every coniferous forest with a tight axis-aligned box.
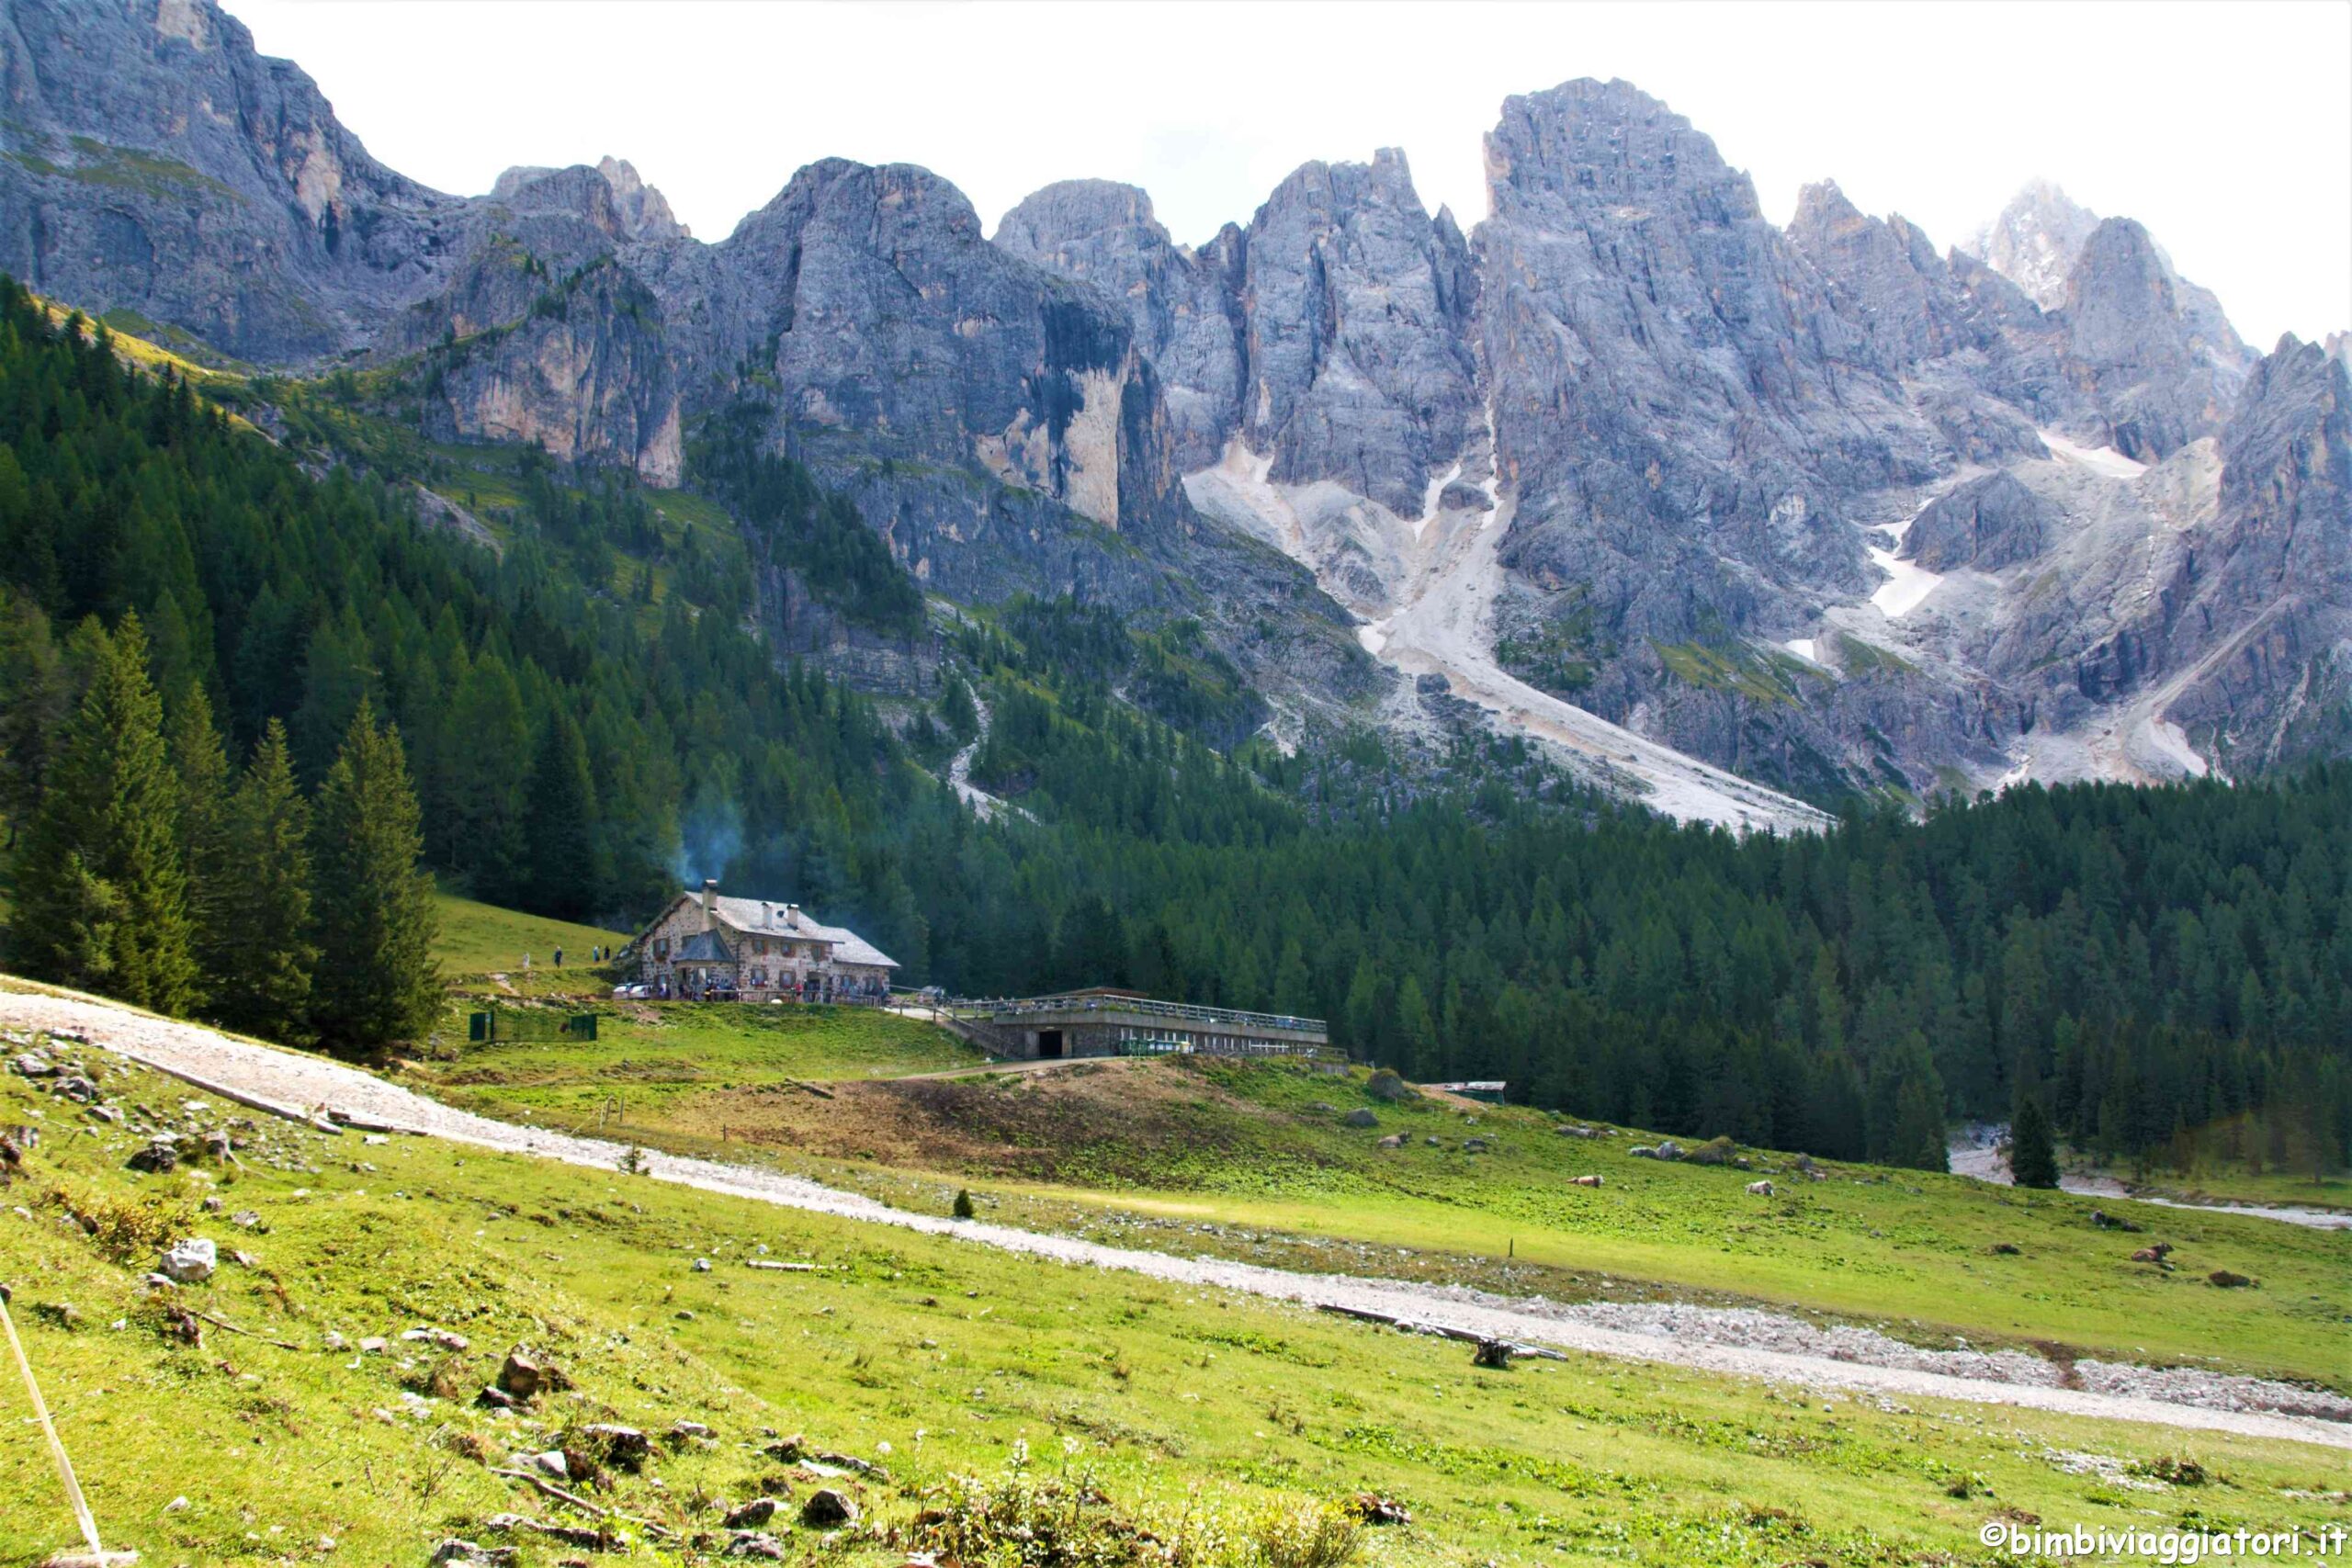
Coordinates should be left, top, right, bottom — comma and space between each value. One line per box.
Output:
1, 281, 2346, 1175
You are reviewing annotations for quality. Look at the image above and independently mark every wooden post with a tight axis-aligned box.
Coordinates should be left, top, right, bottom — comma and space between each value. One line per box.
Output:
1, 1285, 134, 1563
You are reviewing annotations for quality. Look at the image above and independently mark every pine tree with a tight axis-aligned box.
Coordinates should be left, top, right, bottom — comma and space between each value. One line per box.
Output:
2009, 1090, 2061, 1189
0, 588, 65, 843
166, 682, 233, 980
524, 707, 599, 920
9, 613, 200, 1012
212, 720, 319, 1043
309, 700, 440, 1051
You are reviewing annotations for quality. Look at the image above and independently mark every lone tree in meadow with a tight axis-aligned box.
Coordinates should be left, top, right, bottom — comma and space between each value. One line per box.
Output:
309, 700, 441, 1051
2009, 1091, 2061, 1189
9, 613, 201, 1013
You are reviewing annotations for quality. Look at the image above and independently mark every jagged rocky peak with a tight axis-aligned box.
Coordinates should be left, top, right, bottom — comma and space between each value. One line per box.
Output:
1241, 146, 1479, 515
993, 179, 1245, 470
1786, 178, 1975, 371
715, 156, 1188, 544
1484, 76, 1759, 216
487, 158, 687, 243
2063, 216, 2245, 459
1965, 178, 2099, 310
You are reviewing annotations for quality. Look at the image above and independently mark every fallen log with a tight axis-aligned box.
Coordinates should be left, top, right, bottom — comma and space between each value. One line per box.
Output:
191, 1309, 302, 1352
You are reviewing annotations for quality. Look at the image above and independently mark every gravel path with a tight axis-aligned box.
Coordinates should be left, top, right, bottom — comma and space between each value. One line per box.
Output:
6, 983, 2346, 1452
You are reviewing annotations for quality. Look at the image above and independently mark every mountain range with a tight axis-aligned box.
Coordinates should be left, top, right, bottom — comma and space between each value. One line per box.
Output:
4, 0, 2345, 827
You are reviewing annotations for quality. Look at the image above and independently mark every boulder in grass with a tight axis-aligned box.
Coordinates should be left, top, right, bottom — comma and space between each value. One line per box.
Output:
1365, 1068, 1410, 1102
431, 1542, 519, 1567
799, 1488, 857, 1528
2207, 1269, 2256, 1289
1342, 1109, 1378, 1128
580, 1423, 650, 1472
723, 1535, 786, 1561
158, 1237, 216, 1282
128, 1137, 180, 1173
723, 1497, 779, 1528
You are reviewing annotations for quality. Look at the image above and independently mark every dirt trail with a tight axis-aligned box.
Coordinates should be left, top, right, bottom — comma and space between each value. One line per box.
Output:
5, 982, 2345, 1452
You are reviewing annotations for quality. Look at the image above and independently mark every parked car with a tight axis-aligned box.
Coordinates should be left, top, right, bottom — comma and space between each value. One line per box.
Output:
611, 982, 650, 999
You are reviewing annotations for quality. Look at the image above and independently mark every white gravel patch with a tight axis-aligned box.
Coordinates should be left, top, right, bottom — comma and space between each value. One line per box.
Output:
5, 981, 2346, 1451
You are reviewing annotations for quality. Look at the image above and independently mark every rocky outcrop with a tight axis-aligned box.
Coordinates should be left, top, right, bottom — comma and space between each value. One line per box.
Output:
1904, 472, 2061, 571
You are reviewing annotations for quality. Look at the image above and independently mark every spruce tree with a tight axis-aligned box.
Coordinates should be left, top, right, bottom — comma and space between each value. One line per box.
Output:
0, 589, 65, 843
212, 720, 319, 1043
2009, 1090, 2061, 1189
310, 700, 440, 1051
9, 613, 200, 1012
166, 681, 233, 981
524, 707, 599, 920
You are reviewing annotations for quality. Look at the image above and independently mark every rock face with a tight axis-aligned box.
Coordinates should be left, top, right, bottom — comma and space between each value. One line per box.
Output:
0, 0, 466, 361
994, 179, 1245, 472
1904, 473, 2061, 571
2150, 337, 2352, 768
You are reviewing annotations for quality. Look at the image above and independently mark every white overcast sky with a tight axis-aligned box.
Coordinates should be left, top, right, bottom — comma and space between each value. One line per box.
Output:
226, 0, 2351, 346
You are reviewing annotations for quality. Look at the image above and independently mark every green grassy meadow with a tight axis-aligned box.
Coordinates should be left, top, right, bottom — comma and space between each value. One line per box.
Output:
418, 1044, 2352, 1392
3, 1043, 2346, 1567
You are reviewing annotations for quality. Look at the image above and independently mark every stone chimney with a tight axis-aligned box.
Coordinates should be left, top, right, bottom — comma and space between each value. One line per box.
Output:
701, 878, 718, 929
785, 903, 800, 930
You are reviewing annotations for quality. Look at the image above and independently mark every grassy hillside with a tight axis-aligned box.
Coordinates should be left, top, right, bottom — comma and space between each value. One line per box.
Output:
421, 1049, 2352, 1390
433, 891, 634, 982
4, 1040, 2346, 1566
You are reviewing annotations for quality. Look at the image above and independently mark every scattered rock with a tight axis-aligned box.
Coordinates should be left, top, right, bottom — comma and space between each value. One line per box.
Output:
579, 1424, 650, 1472
722, 1497, 778, 1528
476, 1386, 518, 1411
230, 1210, 265, 1230
723, 1534, 786, 1561
127, 1138, 180, 1173
2090, 1209, 2143, 1233
1342, 1109, 1378, 1128
1687, 1136, 1737, 1166
431, 1541, 518, 1567
403, 1326, 470, 1351
666, 1420, 714, 1445
2207, 1270, 2256, 1289
1987, 1242, 2022, 1256
87, 1103, 124, 1124
692, 1258, 712, 1272
158, 1237, 216, 1283
1365, 1068, 1410, 1102
500, 1347, 569, 1399
200, 1195, 224, 1213
798, 1489, 856, 1528
531, 1450, 569, 1479
1652, 1140, 1685, 1162
56, 1076, 97, 1103
10, 1054, 54, 1077
357, 1337, 388, 1354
